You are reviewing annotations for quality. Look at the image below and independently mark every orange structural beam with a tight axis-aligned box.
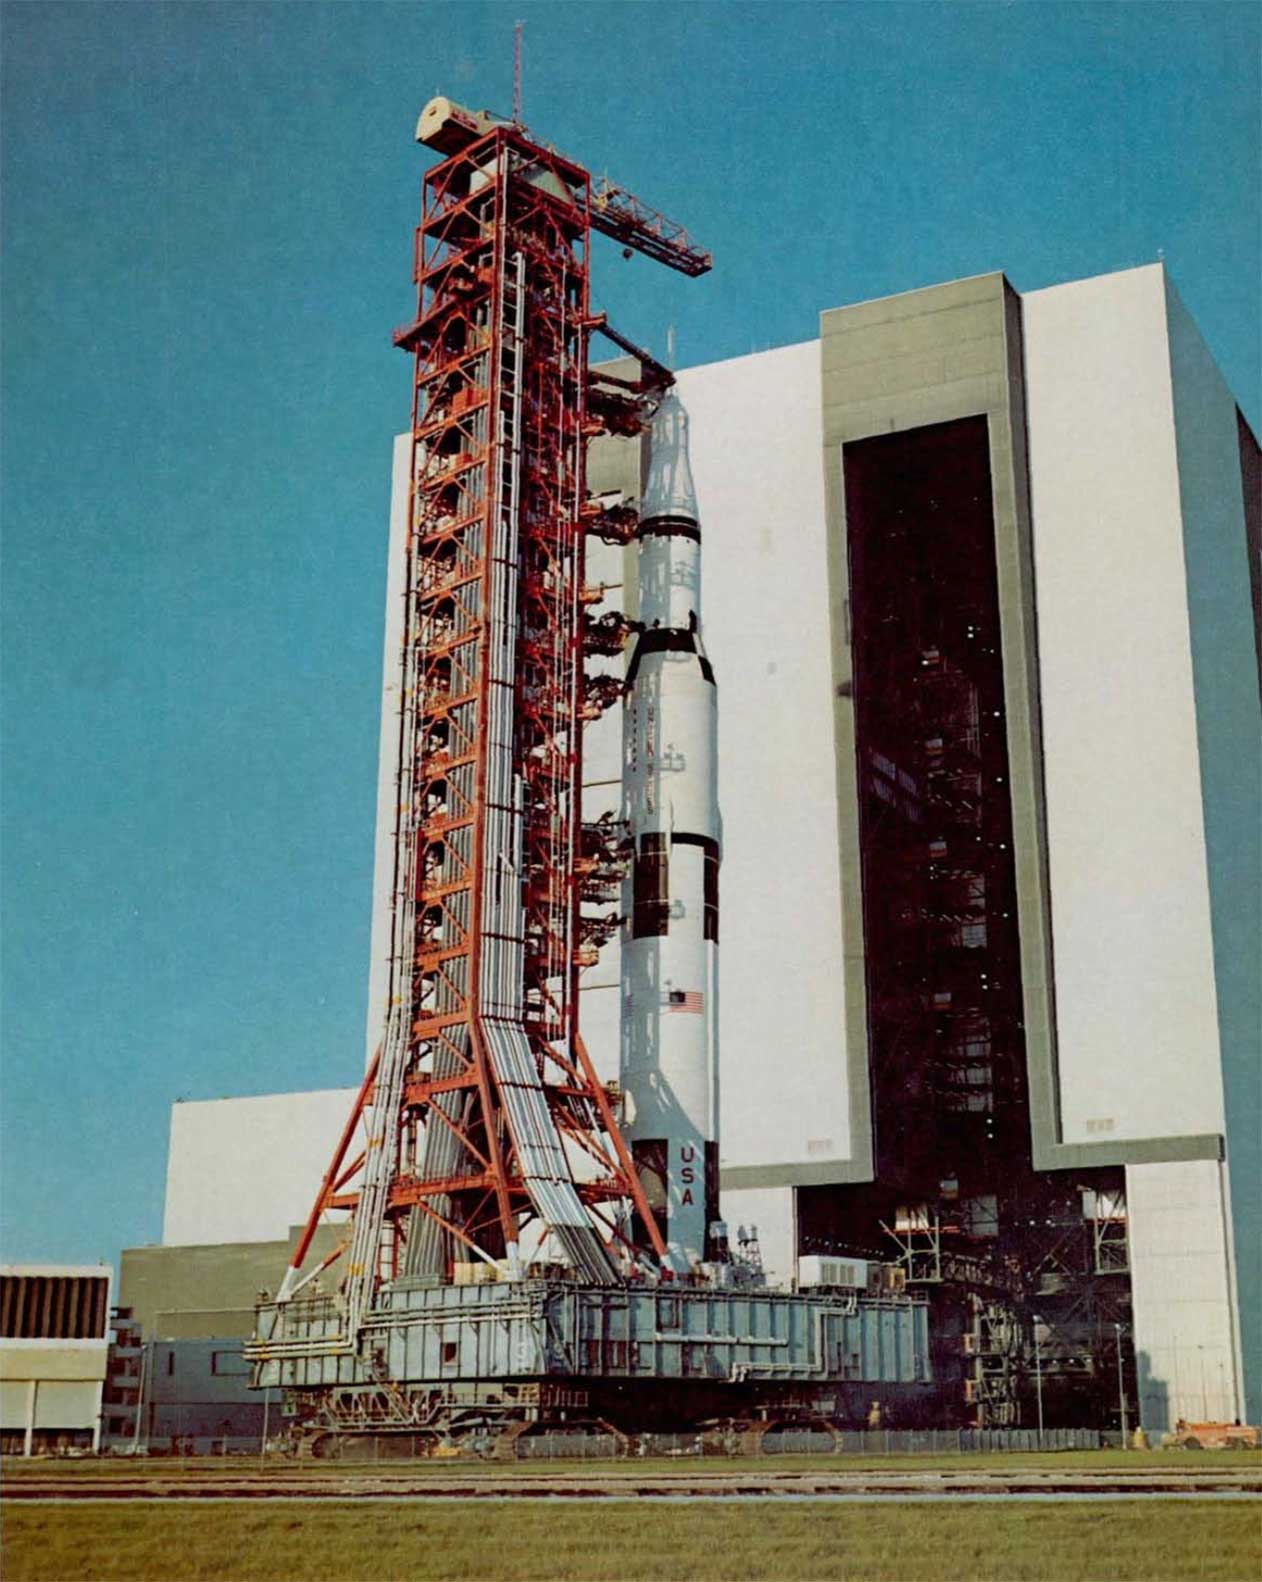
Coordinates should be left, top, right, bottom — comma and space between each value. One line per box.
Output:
286, 1047, 380, 1281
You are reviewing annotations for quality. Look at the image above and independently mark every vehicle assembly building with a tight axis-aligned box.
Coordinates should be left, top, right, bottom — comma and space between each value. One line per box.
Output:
120, 98, 1260, 1449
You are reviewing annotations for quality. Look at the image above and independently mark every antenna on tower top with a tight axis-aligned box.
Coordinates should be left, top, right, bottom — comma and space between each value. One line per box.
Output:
513, 20, 524, 124
667, 325, 677, 369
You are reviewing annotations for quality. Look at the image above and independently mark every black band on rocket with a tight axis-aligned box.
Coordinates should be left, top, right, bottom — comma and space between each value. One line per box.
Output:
670, 833, 720, 857
638, 516, 701, 542
626, 627, 715, 687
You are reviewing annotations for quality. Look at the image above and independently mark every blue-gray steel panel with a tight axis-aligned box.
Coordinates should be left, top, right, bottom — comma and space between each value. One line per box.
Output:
250, 1282, 932, 1390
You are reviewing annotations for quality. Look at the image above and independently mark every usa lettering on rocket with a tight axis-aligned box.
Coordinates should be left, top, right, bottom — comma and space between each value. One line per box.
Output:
620, 392, 721, 1275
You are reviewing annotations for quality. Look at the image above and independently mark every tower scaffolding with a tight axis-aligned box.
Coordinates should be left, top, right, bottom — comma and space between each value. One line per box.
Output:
274, 103, 709, 1330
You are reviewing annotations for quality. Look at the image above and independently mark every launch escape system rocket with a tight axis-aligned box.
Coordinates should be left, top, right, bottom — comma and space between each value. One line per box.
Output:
247, 96, 930, 1449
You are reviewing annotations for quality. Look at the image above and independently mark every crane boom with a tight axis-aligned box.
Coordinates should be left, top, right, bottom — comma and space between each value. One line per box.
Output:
590, 178, 712, 277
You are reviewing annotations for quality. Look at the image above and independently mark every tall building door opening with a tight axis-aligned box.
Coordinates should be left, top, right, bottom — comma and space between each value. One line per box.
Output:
799, 417, 1135, 1430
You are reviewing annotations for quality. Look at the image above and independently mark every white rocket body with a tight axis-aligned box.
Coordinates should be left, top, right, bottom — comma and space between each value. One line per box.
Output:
621, 394, 721, 1275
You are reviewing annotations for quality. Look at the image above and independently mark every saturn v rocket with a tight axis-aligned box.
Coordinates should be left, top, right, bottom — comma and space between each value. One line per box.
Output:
620, 392, 721, 1275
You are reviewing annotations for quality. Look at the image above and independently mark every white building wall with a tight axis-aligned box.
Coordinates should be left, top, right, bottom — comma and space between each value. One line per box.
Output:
671, 345, 851, 1170
719, 1185, 796, 1291
577, 344, 853, 1173
577, 521, 630, 1093
1021, 265, 1227, 1147
1022, 262, 1253, 1427
1126, 1160, 1241, 1428
162, 1089, 355, 1247
0, 1364, 107, 1439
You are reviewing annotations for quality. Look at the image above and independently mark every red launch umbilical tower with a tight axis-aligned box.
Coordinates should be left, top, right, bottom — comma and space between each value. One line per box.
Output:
278, 101, 710, 1330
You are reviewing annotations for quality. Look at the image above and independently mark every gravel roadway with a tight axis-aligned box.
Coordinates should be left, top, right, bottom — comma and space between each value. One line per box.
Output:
5, 1464, 1259, 1502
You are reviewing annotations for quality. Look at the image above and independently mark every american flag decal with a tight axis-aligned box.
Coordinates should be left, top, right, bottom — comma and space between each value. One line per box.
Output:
666, 989, 704, 1014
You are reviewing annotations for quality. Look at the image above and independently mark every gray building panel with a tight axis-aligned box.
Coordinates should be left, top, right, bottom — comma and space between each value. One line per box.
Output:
134, 1339, 264, 1452
819, 275, 1020, 1189
121, 1225, 344, 1341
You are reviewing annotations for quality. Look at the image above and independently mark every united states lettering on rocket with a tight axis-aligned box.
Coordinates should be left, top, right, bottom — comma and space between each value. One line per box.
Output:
620, 392, 721, 1276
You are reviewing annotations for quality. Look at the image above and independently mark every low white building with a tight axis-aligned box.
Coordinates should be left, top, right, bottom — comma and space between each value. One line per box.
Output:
0, 1265, 112, 1455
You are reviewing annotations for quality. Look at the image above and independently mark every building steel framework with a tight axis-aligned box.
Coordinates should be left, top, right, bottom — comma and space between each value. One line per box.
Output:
278, 116, 709, 1334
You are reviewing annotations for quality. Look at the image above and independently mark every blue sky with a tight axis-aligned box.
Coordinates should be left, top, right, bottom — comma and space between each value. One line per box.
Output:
2, 0, 1258, 1265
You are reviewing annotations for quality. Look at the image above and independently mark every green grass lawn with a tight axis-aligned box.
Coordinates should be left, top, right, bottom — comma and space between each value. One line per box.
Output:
3, 1498, 1259, 1581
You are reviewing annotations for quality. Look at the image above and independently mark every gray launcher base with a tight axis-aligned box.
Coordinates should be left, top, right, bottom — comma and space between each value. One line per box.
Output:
249, 1280, 932, 1432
